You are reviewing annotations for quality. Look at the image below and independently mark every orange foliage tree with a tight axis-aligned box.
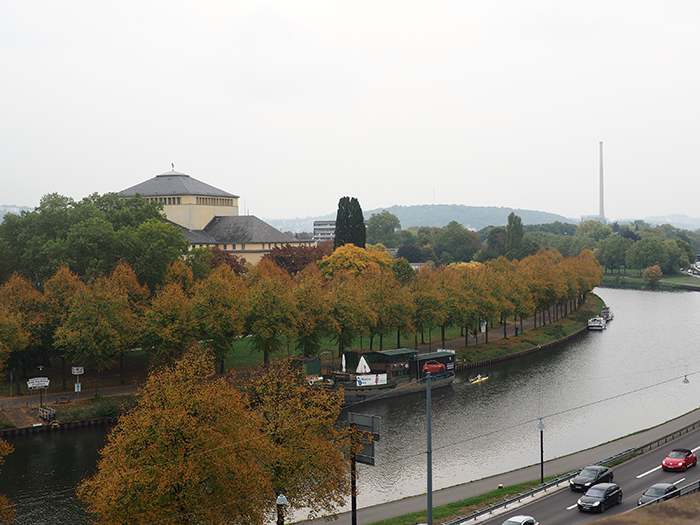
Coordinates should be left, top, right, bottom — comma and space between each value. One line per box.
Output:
77, 348, 273, 525
245, 359, 353, 520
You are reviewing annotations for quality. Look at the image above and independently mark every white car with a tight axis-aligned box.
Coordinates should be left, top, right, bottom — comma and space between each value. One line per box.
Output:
502, 516, 539, 525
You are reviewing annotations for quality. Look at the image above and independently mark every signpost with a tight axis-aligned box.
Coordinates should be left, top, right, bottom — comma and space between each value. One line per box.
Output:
347, 413, 381, 525
72, 367, 84, 401
27, 377, 50, 407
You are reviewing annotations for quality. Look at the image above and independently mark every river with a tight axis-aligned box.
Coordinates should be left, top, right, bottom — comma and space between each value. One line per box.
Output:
1, 288, 699, 523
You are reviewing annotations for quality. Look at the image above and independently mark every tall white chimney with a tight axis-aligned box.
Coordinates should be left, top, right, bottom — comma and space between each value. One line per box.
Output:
599, 141, 604, 219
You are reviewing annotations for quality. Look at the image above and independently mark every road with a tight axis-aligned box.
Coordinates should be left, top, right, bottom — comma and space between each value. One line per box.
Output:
479, 427, 700, 524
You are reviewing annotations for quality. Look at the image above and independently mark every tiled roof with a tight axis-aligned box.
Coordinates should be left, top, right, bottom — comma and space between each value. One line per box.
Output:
203, 216, 297, 244
120, 170, 238, 198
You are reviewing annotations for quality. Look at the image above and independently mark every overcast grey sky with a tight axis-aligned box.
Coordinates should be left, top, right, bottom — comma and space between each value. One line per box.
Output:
2, 1, 699, 223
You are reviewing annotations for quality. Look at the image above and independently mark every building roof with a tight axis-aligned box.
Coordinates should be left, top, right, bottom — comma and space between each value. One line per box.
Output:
203, 216, 297, 244
120, 170, 238, 198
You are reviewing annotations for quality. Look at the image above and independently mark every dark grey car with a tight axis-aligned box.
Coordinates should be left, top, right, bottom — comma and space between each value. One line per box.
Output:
569, 465, 614, 492
638, 482, 680, 506
577, 483, 623, 513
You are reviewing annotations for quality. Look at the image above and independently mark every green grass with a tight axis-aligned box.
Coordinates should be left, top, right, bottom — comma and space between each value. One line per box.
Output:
366, 478, 550, 525
54, 394, 138, 423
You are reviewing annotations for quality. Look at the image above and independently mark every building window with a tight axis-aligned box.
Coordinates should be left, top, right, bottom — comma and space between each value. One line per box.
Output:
241, 244, 245, 250
232, 244, 236, 250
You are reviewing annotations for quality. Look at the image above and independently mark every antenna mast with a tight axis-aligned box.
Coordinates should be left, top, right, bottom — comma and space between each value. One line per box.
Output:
599, 142, 604, 220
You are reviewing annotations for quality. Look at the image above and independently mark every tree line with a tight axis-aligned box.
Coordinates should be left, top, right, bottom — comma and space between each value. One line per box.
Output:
365, 208, 698, 275
0, 241, 603, 390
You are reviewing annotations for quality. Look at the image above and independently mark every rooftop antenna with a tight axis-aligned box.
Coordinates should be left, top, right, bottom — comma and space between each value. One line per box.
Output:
171, 163, 175, 171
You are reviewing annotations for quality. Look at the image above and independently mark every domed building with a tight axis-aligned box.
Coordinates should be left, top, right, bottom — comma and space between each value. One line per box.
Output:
120, 168, 311, 264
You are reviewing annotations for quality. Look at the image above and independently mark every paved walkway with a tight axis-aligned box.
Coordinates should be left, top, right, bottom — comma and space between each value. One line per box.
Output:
305, 408, 700, 525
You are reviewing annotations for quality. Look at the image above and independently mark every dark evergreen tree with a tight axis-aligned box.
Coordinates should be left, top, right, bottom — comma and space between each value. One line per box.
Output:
505, 212, 524, 260
333, 196, 366, 249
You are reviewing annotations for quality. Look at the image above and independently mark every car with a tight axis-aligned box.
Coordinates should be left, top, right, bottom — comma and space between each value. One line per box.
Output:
569, 465, 614, 491
501, 516, 539, 525
637, 482, 680, 506
421, 360, 446, 375
662, 448, 697, 471
577, 482, 623, 513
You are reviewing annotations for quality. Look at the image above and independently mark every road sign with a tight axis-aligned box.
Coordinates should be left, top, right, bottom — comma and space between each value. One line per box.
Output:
71, 367, 84, 375
27, 377, 50, 390
75, 383, 81, 392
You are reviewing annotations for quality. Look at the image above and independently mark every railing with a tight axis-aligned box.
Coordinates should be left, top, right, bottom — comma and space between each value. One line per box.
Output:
38, 406, 56, 421
445, 448, 636, 525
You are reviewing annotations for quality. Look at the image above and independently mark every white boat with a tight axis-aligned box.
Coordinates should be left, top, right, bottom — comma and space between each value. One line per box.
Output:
588, 316, 607, 330
601, 306, 614, 321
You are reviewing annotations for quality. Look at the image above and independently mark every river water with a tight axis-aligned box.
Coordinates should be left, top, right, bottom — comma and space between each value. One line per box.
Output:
1, 288, 699, 523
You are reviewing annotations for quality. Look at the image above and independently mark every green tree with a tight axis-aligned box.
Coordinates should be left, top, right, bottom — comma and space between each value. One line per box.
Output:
597, 234, 633, 273
505, 212, 524, 260
626, 237, 668, 275
432, 221, 481, 264
334, 197, 366, 249
77, 348, 273, 525
366, 210, 401, 248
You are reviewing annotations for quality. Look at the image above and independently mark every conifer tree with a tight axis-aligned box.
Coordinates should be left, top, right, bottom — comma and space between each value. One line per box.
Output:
334, 196, 366, 249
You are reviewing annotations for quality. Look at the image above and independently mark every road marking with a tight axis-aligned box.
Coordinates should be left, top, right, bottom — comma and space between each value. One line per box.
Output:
566, 503, 578, 510
637, 466, 661, 478
674, 477, 686, 485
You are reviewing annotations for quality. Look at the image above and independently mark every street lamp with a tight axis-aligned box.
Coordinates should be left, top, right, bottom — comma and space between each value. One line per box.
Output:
276, 494, 289, 525
537, 419, 545, 484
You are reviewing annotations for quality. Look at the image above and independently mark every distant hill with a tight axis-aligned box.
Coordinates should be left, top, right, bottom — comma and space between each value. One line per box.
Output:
265, 204, 577, 233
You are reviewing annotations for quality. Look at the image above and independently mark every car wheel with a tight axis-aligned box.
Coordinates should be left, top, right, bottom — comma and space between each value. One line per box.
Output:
617, 493, 623, 505
683, 463, 687, 472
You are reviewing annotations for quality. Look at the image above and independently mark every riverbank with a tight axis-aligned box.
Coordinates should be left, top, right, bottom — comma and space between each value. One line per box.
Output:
0, 294, 603, 430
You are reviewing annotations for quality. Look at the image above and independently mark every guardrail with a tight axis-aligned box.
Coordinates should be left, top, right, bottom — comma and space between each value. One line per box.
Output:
635, 419, 700, 454
445, 448, 637, 524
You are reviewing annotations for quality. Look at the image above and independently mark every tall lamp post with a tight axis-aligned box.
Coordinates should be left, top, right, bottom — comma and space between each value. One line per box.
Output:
276, 494, 288, 525
537, 419, 545, 484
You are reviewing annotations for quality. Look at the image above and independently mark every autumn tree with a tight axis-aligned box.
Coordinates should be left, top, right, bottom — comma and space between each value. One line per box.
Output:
192, 265, 248, 373
54, 276, 134, 394
327, 270, 376, 356
77, 348, 273, 525
318, 243, 393, 278
410, 267, 447, 348
334, 196, 366, 249
246, 259, 297, 365
292, 265, 333, 357
140, 282, 197, 364
245, 360, 353, 519
0, 438, 16, 524
362, 265, 414, 350
644, 264, 663, 284
41, 266, 85, 389
263, 243, 332, 276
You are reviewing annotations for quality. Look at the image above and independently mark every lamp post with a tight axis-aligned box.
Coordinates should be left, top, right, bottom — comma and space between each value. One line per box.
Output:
537, 419, 545, 484
276, 494, 288, 525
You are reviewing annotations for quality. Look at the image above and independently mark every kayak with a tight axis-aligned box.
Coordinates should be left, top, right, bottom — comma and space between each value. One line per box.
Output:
469, 376, 488, 384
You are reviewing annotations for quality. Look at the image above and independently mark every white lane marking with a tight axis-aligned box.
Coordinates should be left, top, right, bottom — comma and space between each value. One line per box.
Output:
567, 503, 578, 510
637, 466, 662, 478
673, 477, 686, 485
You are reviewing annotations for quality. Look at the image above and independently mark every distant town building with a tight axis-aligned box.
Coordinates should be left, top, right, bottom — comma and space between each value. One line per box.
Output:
312, 219, 369, 244
120, 169, 313, 263
580, 214, 607, 225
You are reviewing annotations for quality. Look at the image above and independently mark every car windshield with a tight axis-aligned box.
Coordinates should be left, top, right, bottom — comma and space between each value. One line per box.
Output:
645, 487, 667, 497
502, 520, 525, 525
668, 451, 685, 459
586, 488, 605, 497
579, 468, 598, 478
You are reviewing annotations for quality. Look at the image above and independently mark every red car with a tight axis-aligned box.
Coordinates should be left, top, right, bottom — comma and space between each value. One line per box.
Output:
662, 448, 697, 471
422, 360, 446, 375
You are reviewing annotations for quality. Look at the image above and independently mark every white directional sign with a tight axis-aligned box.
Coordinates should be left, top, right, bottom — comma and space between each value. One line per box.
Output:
27, 377, 50, 390
71, 367, 84, 375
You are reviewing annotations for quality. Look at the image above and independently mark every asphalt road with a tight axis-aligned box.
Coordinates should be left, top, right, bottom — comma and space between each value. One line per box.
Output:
302, 408, 700, 525
480, 427, 700, 525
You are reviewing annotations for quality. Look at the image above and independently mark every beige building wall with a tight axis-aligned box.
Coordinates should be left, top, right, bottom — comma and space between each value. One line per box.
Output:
147, 194, 239, 230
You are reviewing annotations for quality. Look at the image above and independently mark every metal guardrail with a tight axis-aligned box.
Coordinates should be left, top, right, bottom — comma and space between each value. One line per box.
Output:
445, 448, 637, 524
446, 417, 700, 524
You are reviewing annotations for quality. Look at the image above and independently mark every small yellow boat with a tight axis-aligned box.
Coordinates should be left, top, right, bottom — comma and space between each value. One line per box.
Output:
469, 375, 489, 384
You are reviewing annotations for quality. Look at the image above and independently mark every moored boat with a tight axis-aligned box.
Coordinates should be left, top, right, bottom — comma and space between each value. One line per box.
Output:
314, 348, 457, 405
601, 306, 614, 322
588, 316, 607, 330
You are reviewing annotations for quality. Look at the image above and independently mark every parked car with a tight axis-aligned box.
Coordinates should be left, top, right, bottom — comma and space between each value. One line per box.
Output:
662, 448, 697, 471
501, 516, 539, 525
577, 482, 623, 513
422, 360, 446, 375
638, 482, 680, 505
569, 465, 614, 491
